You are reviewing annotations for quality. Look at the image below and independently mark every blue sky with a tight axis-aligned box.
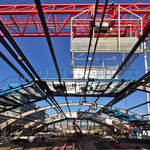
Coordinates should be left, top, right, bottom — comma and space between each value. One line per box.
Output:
0, 0, 149, 117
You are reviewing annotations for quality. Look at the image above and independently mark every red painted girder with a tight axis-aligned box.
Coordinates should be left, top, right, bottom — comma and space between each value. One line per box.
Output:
0, 3, 150, 15
0, 3, 150, 37
0, 33, 71, 37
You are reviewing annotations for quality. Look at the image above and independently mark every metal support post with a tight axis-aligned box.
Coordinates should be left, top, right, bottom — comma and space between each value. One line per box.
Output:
94, 121, 95, 129
118, 5, 121, 52
144, 48, 150, 120
67, 119, 68, 129
87, 120, 88, 130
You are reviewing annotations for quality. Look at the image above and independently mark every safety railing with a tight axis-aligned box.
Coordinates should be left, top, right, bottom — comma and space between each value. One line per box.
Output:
0, 68, 138, 90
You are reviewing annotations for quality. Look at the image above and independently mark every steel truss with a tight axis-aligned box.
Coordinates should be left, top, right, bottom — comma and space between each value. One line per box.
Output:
0, 3, 149, 37
0, 2, 150, 134
0, 102, 148, 131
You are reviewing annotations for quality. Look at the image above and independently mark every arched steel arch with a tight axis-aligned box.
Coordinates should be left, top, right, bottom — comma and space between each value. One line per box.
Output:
18, 112, 128, 136
30, 114, 128, 136
0, 103, 143, 130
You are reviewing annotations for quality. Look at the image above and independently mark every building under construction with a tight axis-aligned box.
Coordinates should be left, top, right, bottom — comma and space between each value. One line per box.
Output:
0, 0, 150, 149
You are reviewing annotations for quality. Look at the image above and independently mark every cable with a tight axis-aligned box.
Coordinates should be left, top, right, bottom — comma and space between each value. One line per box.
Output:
79, 0, 108, 112
0, 51, 29, 83
83, 0, 99, 79
77, 0, 100, 114
34, 0, 61, 81
74, 1, 109, 134
0, 20, 66, 118
89, 4, 150, 119
87, 0, 108, 79
34, 0, 71, 117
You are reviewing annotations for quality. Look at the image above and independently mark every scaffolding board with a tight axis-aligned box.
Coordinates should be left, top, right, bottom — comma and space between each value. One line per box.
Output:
71, 37, 141, 53
40, 79, 131, 97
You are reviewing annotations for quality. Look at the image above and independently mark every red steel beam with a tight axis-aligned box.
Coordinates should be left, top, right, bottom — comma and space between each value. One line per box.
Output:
0, 3, 149, 37
0, 4, 150, 15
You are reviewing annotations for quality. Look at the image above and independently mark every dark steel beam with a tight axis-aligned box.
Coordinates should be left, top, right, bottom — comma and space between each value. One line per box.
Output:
22, 87, 43, 100
34, 0, 61, 81
17, 91, 33, 100
0, 20, 41, 81
142, 114, 150, 117
0, 35, 35, 80
0, 100, 12, 106
41, 81, 66, 117
93, 81, 100, 92
127, 101, 150, 111
83, 0, 99, 78
137, 85, 150, 93
109, 80, 125, 94
0, 51, 29, 83
0, 95, 21, 107
87, 0, 108, 78
101, 23, 150, 94
78, 80, 89, 112
81, 0, 108, 112
0, 51, 48, 115
91, 23, 150, 116
34, 0, 69, 118
98, 70, 150, 115
0, 98, 45, 113
0, 20, 66, 117
63, 81, 72, 117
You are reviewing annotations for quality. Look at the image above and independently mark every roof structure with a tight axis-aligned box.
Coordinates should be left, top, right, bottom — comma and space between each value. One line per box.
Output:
0, 0, 150, 135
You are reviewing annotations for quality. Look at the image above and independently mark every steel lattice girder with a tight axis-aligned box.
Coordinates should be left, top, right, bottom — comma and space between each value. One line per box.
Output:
0, 3, 149, 37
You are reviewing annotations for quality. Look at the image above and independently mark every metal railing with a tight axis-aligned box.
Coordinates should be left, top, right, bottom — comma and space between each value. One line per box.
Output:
0, 67, 138, 91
